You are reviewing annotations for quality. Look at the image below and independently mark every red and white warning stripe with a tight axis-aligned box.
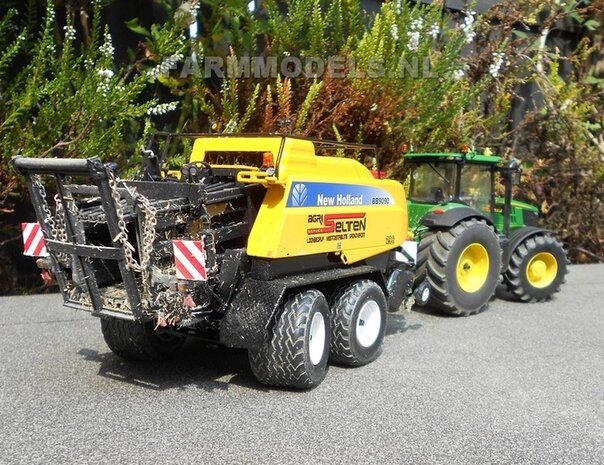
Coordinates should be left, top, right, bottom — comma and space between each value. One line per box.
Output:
21, 222, 49, 257
173, 239, 207, 281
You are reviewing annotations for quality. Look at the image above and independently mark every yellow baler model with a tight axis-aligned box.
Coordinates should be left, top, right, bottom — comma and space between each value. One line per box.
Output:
13, 134, 426, 389
190, 136, 408, 264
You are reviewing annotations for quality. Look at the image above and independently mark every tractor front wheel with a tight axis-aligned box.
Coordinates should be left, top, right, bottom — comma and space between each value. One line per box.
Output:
503, 233, 568, 302
417, 218, 501, 316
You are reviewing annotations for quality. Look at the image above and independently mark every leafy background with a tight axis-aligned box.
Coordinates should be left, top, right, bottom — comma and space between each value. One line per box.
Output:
0, 0, 602, 294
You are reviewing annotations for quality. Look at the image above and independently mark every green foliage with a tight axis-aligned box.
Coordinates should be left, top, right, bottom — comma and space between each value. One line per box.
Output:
0, 0, 154, 207
0, 0, 602, 296
127, 0, 604, 262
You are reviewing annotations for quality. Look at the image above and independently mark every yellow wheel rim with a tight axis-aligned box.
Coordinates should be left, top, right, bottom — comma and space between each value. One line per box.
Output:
526, 252, 558, 288
456, 243, 490, 293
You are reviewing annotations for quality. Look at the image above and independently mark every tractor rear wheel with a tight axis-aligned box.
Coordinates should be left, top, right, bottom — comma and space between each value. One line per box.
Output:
101, 318, 185, 361
503, 233, 568, 302
248, 289, 330, 389
416, 218, 501, 316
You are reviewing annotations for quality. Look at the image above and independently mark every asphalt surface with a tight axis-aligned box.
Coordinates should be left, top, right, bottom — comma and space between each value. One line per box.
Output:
0, 264, 603, 465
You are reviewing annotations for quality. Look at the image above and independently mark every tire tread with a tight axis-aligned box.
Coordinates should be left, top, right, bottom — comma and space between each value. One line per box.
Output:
248, 289, 328, 389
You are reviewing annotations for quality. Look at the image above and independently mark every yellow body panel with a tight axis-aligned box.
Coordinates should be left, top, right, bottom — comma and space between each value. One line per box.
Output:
190, 136, 286, 164
187, 136, 407, 265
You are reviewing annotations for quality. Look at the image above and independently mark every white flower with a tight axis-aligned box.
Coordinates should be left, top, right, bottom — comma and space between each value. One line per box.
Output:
407, 31, 420, 51
147, 101, 179, 116
46, 5, 55, 21
189, 0, 200, 18
96, 68, 114, 96
63, 25, 76, 41
97, 69, 114, 79
489, 52, 504, 77
460, 12, 476, 44
405, 16, 423, 51
428, 23, 440, 40
178, 0, 200, 22
97, 81, 110, 96
99, 32, 115, 61
453, 64, 469, 81
395, 0, 402, 15
410, 18, 424, 31
391, 24, 399, 42
224, 119, 238, 132
146, 53, 184, 80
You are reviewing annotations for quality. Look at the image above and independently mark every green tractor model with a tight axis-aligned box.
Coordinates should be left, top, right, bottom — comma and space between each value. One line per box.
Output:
403, 150, 568, 316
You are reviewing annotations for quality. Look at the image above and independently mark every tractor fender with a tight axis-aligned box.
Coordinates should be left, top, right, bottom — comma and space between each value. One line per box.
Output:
219, 265, 386, 350
501, 226, 549, 272
420, 206, 495, 229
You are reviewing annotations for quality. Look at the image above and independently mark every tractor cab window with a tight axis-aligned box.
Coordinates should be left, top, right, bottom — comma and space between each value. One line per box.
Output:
459, 164, 492, 208
408, 163, 456, 204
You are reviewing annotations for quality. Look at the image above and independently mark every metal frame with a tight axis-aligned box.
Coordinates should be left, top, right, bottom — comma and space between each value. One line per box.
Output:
12, 156, 145, 320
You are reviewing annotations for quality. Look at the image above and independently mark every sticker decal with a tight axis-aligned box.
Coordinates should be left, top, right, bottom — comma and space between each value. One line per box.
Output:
290, 183, 308, 207
306, 213, 367, 243
287, 182, 393, 207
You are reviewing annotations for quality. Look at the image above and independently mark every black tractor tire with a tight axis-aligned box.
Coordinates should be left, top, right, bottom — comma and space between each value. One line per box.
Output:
503, 233, 568, 302
416, 218, 501, 316
100, 318, 185, 361
329, 280, 387, 367
248, 289, 330, 389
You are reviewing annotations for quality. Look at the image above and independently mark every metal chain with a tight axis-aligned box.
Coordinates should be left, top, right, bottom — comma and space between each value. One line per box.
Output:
53, 194, 69, 244
52, 194, 72, 265
32, 175, 57, 239
135, 191, 157, 302
108, 173, 159, 305
31, 175, 71, 264
108, 174, 143, 273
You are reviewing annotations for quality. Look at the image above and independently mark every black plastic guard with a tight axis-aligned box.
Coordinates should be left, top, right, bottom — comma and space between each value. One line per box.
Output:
421, 207, 494, 229
219, 265, 384, 350
501, 226, 548, 272
219, 278, 288, 349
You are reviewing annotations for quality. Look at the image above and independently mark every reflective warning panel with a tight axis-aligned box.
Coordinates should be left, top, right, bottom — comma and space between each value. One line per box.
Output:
21, 223, 49, 257
172, 240, 207, 281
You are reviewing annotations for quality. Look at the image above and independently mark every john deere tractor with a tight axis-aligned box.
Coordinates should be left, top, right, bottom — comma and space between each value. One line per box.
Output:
404, 150, 568, 316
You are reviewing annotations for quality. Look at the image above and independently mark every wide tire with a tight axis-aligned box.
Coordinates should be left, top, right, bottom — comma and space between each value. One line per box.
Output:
503, 233, 568, 302
248, 289, 330, 389
329, 280, 387, 366
416, 218, 501, 316
100, 318, 185, 361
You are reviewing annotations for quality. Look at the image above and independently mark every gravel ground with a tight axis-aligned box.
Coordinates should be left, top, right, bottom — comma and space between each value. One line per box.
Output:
0, 264, 602, 465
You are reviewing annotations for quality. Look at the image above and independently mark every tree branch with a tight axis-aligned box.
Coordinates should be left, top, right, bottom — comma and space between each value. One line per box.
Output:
39, 119, 94, 158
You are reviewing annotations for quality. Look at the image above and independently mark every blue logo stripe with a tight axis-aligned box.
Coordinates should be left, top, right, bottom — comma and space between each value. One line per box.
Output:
286, 182, 393, 207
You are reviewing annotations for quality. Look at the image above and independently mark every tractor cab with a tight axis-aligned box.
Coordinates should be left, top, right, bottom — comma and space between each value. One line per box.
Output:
404, 151, 540, 236
404, 152, 500, 230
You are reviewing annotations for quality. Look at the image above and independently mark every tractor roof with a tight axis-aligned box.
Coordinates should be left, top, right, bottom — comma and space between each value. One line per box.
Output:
404, 152, 502, 164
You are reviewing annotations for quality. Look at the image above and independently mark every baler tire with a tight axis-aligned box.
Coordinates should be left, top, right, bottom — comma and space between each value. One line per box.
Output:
416, 218, 501, 316
329, 280, 387, 366
503, 233, 568, 302
101, 318, 185, 361
248, 289, 330, 389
